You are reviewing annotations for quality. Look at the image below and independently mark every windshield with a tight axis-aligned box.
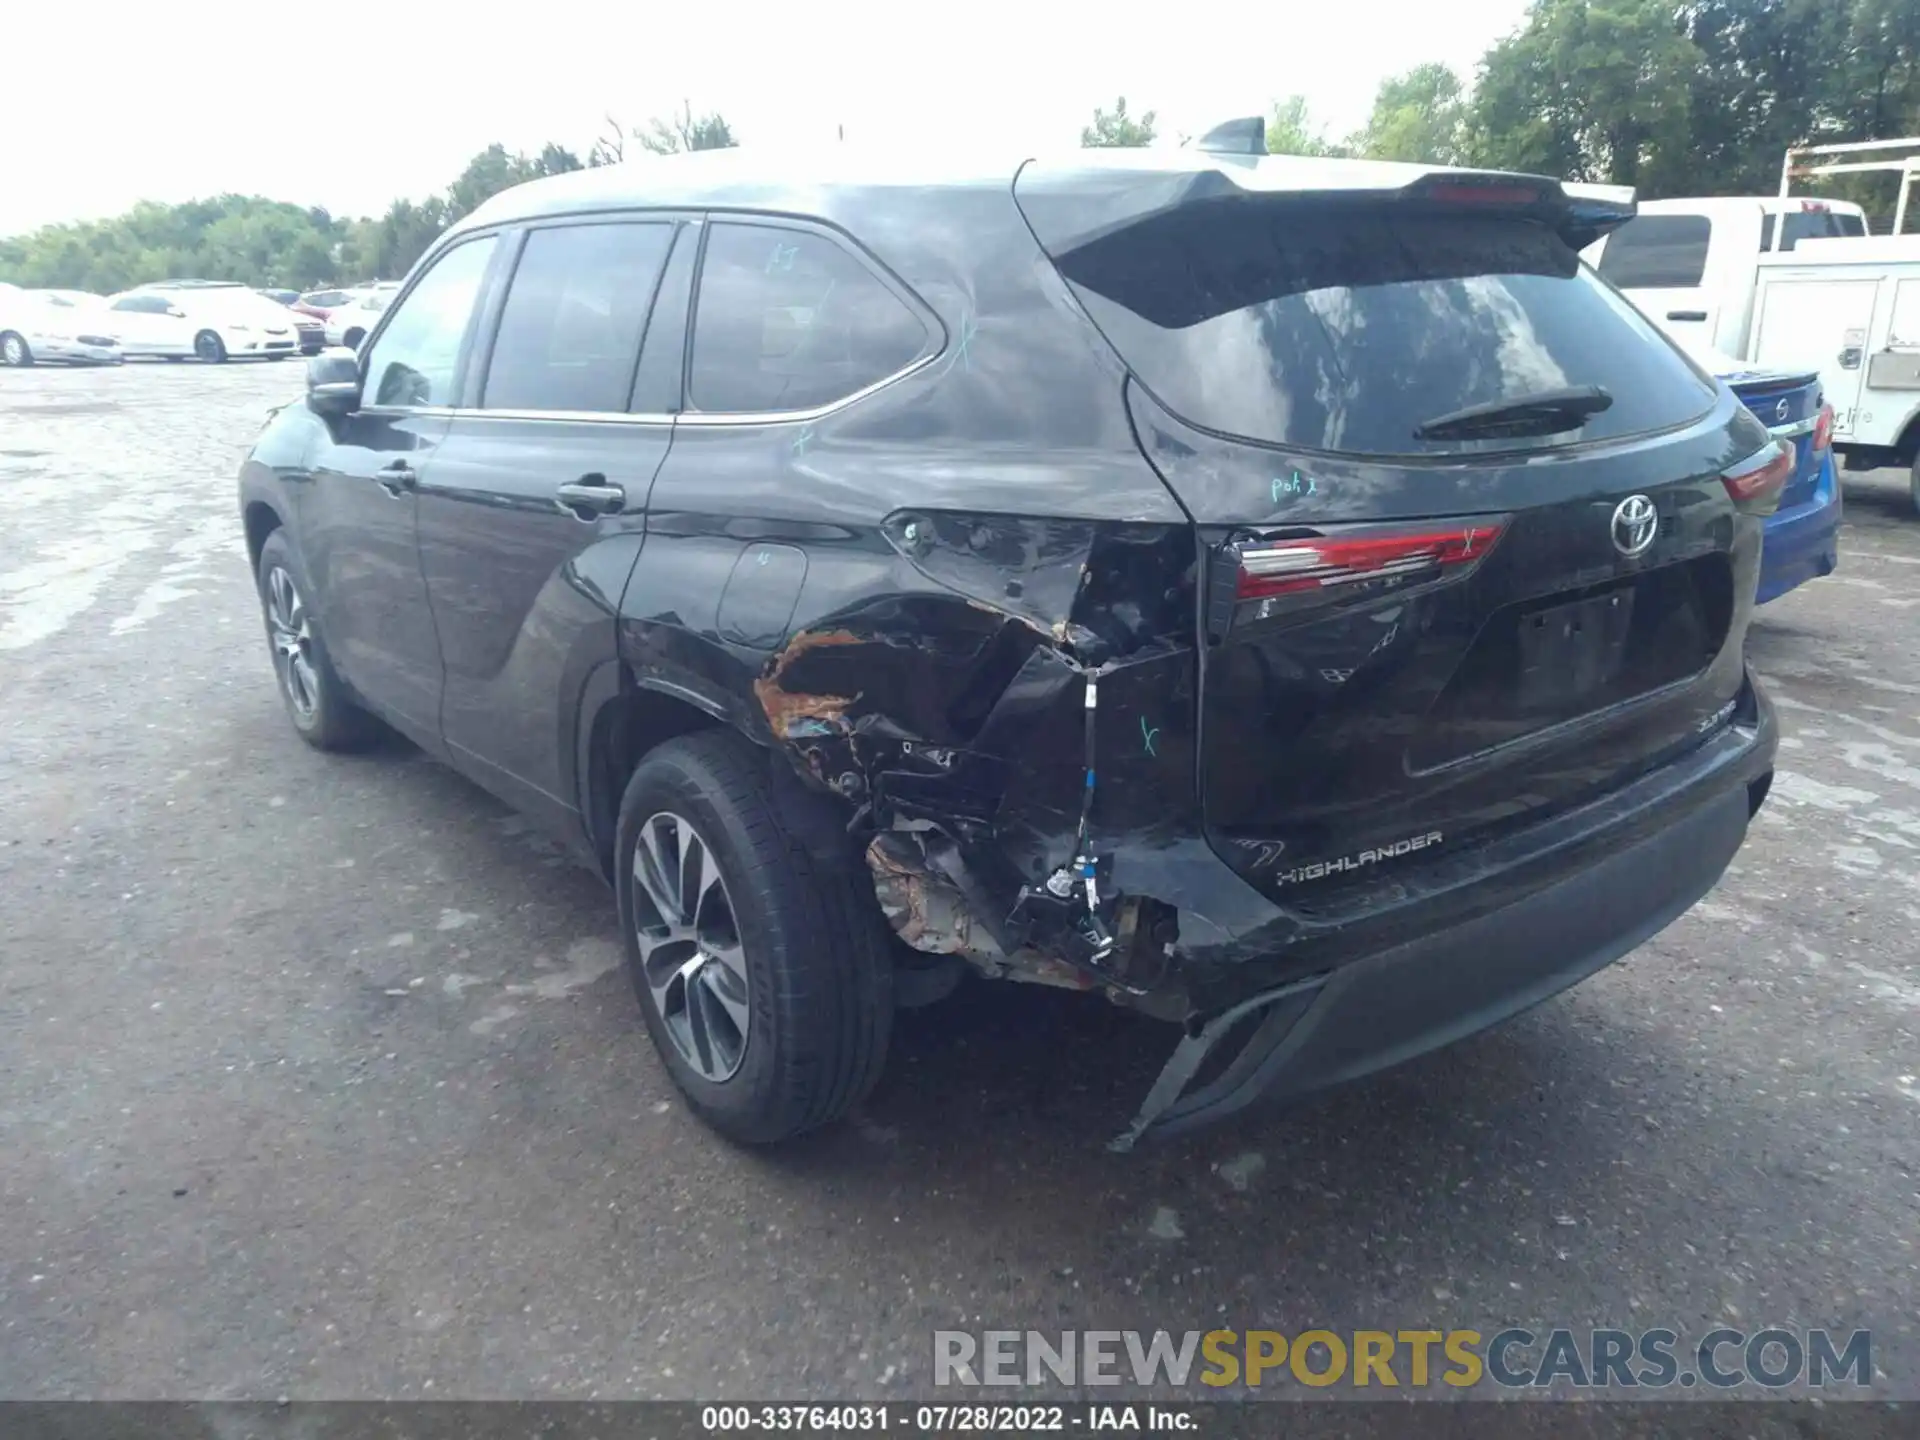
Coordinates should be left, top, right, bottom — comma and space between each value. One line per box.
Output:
1061, 206, 1716, 457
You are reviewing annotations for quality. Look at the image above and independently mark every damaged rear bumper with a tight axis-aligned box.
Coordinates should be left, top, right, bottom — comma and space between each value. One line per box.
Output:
1112, 685, 1777, 1148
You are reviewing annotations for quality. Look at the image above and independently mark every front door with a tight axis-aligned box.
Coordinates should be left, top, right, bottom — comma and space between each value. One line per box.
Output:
416, 218, 684, 832
296, 234, 500, 748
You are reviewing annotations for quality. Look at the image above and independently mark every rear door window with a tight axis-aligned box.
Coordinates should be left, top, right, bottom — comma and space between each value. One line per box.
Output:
688, 222, 929, 414
481, 221, 675, 413
1060, 207, 1716, 458
1596, 213, 1712, 287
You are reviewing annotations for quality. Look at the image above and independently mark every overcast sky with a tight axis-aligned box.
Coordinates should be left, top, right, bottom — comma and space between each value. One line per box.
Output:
4, 0, 1532, 237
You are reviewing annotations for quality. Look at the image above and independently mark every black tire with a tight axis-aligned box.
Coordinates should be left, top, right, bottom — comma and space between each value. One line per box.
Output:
163, 355, 184, 362
194, 330, 227, 363
254, 529, 380, 750
1910, 453, 1920, 517
616, 732, 893, 1144
0, 331, 32, 368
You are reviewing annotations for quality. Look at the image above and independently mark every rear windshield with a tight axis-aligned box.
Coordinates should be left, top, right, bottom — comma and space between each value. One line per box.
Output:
1060, 207, 1716, 457
1595, 214, 1711, 288
1764, 209, 1869, 251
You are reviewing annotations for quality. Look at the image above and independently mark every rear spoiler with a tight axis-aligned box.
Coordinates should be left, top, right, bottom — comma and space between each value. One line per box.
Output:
1013, 158, 1639, 256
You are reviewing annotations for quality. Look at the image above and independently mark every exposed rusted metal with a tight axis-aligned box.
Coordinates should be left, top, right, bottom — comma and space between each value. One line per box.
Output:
753, 628, 862, 740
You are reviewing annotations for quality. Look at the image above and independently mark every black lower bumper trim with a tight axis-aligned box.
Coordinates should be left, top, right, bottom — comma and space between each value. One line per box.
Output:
1117, 780, 1755, 1146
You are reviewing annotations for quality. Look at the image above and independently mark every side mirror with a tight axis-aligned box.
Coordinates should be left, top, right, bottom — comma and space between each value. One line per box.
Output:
166, 306, 187, 318
307, 350, 362, 415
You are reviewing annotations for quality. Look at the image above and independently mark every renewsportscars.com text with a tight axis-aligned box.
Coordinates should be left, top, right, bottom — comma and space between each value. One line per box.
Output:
933, 1328, 1872, 1391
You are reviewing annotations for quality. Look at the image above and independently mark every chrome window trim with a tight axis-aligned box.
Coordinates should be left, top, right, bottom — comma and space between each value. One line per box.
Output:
433, 346, 940, 427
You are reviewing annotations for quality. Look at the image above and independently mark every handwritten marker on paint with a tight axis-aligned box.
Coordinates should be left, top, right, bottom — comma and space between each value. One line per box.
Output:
1271, 469, 1318, 503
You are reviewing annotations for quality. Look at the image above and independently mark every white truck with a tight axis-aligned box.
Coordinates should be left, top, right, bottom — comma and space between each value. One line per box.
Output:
1583, 195, 1869, 358
1584, 139, 1920, 511
1744, 235, 1920, 509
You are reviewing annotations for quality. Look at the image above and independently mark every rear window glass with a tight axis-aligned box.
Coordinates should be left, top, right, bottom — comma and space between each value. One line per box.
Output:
689, 223, 929, 414
1596, 214, 1711, 288
1061, 208, 1717, 457
1776, 210, 1867, 251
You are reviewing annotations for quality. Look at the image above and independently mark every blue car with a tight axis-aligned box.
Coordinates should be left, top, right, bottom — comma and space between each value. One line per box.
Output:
1696, 354, 1840, 604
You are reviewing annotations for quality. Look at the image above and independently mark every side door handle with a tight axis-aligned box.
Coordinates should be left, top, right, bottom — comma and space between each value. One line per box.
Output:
376, 460, 417, 497
555, 475, 626, 520
1665, 309, 1708, 323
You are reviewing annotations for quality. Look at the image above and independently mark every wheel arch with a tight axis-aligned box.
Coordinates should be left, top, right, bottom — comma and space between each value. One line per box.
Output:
578, 672, 726, 882
243, 498, 284, 575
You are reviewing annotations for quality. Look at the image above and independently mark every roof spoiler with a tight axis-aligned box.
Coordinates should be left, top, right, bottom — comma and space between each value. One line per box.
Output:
1559, 181, 1638, 249
1015, 163, 1639, 256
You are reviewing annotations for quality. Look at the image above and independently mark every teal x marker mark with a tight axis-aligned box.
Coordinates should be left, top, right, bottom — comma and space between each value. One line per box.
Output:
1140, 716, 1160, 757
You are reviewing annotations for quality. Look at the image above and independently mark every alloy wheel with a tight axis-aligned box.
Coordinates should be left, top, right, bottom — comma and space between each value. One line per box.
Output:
630, 811, 751, 1082
1, 335, 24, 366
264, 565, 320, 722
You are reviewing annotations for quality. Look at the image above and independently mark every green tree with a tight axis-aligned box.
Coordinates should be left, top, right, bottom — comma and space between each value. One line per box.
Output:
1081, 96, 1157, 147
1265, 96, 1346, 157
1464, 0, 1698, 192
1354, 64, 1468, 165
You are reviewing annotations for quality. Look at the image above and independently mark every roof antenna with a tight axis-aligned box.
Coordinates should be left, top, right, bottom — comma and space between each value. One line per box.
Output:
1192, 117, 1267, 156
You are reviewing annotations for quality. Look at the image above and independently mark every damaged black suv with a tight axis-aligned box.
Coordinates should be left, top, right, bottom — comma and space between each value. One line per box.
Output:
238, 137, 1780, 1147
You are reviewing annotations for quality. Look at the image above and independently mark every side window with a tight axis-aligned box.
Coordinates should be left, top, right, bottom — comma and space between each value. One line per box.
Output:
689, 222, 928, 414
111, 296, 142, 312
1760, 214, 1776, 252
362, 237, 497, 409
1595, 214, 1712, 289
481, 222, 674, 412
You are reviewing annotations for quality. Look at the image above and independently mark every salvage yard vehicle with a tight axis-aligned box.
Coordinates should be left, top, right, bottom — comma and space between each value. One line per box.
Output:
1745, 235, 1920, 514
1684, 343, 1840, 601
1583, 195, 1868, 358
106, 281, 300, 362
236, 140, 1780, 1148
0, 288, 122, 367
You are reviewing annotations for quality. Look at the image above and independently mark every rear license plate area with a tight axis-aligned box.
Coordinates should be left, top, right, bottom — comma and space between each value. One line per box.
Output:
1515, 589, 1634, 710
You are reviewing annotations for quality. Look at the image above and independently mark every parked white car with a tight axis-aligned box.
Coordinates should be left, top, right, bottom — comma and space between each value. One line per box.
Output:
323, 284, 401, 350
0, 288, 123, 367
103, 282, 301, 362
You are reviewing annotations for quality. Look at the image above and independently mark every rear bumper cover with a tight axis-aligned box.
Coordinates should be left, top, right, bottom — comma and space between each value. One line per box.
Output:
1114, 676, 1777, 1147
1757, 454, 1840, 604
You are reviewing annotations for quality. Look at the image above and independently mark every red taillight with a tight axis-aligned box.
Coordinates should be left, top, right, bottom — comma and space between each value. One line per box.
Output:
1722, 442, 1794, 512
1236, 523, 1505, 601
1812, 402, 1835, 453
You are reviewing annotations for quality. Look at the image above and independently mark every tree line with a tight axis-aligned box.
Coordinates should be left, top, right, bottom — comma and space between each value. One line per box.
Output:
0, 104, 736, 295
6, 0, 1920, 294
1093, 0, 1920, 211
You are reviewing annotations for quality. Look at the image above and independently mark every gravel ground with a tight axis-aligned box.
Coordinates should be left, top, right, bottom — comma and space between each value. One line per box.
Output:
1, 360, 1915, 1403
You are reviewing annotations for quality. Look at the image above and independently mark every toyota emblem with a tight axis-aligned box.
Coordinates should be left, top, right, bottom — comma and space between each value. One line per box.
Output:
1611, 494, 1658, 558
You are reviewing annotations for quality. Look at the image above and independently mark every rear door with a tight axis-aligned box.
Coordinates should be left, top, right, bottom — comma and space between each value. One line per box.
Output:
1594, 210, 1731, 349
1750, 271, 1879, 440
415, 216, 683, 833
1018, 179, 1771, 906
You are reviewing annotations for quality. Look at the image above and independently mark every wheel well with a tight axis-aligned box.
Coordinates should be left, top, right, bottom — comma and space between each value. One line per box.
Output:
243, 501, 282, 574
1894, 407, 1920, 467
586, 685, 721, 878
343, 328, 366, 347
